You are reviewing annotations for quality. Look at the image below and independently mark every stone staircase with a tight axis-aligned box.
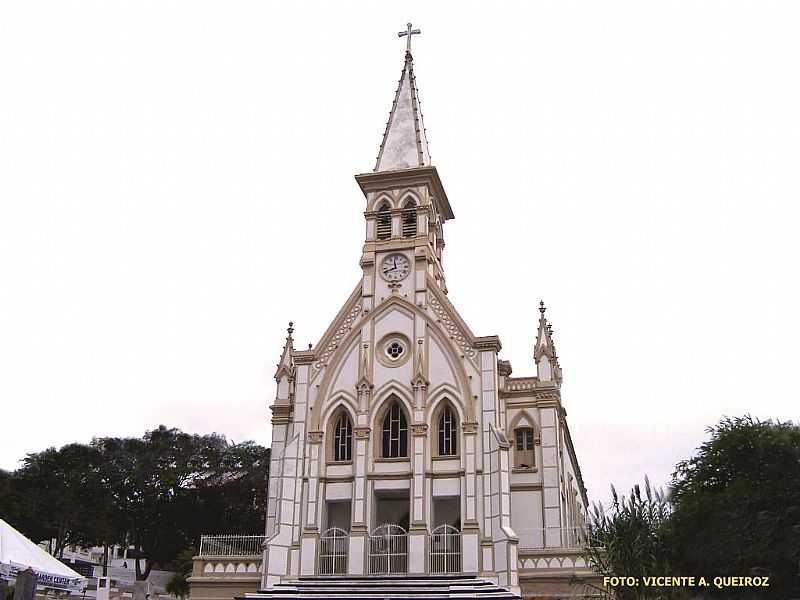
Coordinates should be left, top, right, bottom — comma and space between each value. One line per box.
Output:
242, 575, 520, 599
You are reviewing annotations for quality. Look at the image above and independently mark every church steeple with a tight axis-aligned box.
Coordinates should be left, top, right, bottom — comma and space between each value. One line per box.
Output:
356, 25, 454, 301
374, 25, 431, 172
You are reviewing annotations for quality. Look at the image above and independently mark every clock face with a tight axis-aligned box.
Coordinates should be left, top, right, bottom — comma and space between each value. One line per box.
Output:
380, 253, 411, 282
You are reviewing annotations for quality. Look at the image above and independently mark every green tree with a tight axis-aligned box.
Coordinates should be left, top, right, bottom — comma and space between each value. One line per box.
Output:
164, 547, 195, 600
670, 416, 800, 599
7, 444, 109, 557
93, 426, 268, 580
2, 426, 268, 582
585, 477, 680, 600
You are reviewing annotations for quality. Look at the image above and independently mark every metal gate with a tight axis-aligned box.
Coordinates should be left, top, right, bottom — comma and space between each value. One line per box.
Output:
317, 527, 348, 575
368, 524, 407, 574
429, 524, 461, 573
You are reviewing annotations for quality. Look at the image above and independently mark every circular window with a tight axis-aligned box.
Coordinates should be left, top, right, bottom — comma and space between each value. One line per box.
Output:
386, 341, 405, 360
376, 334, 412, 367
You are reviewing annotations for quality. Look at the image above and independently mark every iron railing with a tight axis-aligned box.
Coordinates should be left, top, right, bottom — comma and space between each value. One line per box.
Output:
198, 535, 266, 557
429, 525, 461, 573
368, 524, 407, 574
317, 528, 348, 575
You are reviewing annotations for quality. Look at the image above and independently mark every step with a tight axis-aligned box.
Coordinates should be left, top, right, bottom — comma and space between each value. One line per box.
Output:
243, 575, 520, 599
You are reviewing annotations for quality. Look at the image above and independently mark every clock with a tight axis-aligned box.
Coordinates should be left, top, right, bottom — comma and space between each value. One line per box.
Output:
380, 253, 411, 282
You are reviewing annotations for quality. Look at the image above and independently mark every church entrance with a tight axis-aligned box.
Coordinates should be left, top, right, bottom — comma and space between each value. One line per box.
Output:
369, 490, 409, 574
319, 501, 351, 575
431, 497, 462, 573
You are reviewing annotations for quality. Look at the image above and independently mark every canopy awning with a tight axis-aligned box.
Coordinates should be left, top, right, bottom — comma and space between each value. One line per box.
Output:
0, 519, 86, 592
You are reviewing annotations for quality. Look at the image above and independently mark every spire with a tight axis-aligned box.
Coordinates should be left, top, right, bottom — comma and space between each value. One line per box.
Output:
534, 301, 562, 385
374, 29, 431, 172
274, 321, 295, 382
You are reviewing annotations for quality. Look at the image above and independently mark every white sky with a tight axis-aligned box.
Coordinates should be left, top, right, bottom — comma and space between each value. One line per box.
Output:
1, 1, 799, 506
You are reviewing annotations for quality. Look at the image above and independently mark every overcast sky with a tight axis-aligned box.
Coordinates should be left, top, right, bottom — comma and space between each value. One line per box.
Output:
1, 1, 798, 505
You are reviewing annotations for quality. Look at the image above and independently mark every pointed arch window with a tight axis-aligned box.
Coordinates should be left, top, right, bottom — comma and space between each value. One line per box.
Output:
381, 401, 408, 458
376, 202, 392, 240
514, 428, 535, 469
437, 405, 458, 456
333, 413, 352, 462
401, 200, 417, 238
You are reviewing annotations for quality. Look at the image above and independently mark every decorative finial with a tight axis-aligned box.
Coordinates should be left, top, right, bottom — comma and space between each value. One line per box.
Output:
539, 300, 546, 315
287, 321, 294, 335
398, 22, 421, 54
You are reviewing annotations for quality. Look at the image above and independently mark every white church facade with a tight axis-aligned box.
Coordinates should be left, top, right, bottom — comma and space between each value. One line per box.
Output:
247, 29, 595, 600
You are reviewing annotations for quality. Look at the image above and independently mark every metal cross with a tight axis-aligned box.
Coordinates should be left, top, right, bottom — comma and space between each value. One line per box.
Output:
398, 22, 421, 53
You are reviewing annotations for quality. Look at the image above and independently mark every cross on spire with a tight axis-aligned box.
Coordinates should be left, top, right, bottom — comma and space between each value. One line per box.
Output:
398, 22, 421, 53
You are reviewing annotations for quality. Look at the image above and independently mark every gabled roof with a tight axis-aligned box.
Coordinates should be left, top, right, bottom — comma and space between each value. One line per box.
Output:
374, 51, 431, 172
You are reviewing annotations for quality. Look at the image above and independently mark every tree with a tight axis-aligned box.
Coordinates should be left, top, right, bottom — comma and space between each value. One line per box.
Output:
93, 426, 268, 580
670, 416, 800, 599
2, 426, 268, 582
7, 444, 109, 557
164, 546, 195, 600
585, 477, 680, 600
165, 572, 190, 600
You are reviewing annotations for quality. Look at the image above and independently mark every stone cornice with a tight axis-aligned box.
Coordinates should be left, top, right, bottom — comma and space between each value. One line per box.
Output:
497, 359, 513, 377
293, 350, 316, 365
271, 403, 293, 424
474, 335, 502, 353
362, 236, 431, 255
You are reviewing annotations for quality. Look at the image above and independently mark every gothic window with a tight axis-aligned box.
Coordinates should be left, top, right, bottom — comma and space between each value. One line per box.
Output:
333, 413, 352, 462
381, 401, 408, 458
401, 200, 417, 237
376, 202, 392, 240
437, 404, 457, 456
514, 427, 535, 469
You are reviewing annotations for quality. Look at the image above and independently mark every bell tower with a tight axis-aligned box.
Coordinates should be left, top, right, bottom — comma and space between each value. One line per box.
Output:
356, 32, 454, 315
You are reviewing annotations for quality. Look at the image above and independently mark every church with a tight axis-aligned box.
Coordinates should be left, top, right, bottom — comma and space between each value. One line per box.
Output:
248, 25, 594, 600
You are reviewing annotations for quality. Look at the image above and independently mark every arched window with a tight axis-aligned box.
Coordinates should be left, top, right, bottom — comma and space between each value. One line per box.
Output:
376, 202, 392, 240
333, 413, 352, 462
401, 200, 417, 237
381, 401, 408, 458
438, 405, 457, 456
514, 427, 535, 469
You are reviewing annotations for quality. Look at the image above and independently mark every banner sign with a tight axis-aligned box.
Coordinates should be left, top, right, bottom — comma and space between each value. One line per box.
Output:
0, 562, 85, 592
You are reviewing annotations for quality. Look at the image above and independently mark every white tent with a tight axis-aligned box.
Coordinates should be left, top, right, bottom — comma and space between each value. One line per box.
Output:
0, 519, 86, 592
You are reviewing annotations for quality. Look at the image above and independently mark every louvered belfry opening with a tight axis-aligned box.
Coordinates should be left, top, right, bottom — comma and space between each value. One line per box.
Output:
377, 203, 392, 240
401, 201, 417, 237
